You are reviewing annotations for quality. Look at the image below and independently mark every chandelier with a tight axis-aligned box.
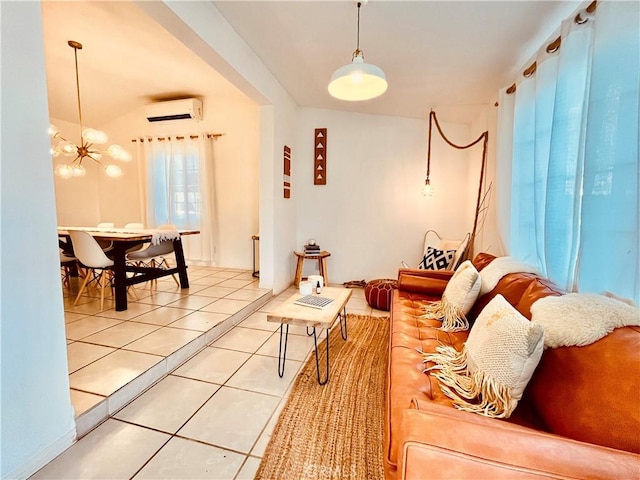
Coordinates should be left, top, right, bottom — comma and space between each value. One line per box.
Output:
328, 1, 387, 101
50, 40, 131, 179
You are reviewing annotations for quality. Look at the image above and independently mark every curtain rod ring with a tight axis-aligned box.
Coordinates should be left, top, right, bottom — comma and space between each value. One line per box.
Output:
546, 36, 562, 54
523, 61, 537, 78
574, 13, 589, 24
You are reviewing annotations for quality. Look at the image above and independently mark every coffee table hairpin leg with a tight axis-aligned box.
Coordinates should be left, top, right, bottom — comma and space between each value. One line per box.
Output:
312, 327, 331, 385
278, 308, 349, 385
312, 307, 348, 385
339, 306, 348, 340
277, 323, 289, 377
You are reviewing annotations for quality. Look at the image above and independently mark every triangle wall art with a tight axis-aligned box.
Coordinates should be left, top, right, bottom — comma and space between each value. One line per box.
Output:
314, 128, 327, 185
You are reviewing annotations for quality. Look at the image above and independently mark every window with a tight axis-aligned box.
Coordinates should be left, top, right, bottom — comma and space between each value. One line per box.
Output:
148, 136, 203, 230
500, 1, 639, 303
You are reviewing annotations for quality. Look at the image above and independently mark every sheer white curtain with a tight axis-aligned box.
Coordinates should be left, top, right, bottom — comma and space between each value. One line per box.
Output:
499, 1, 639, 302
136, 135, 218, 264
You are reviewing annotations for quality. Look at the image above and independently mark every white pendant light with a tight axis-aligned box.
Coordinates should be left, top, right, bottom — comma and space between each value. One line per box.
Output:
328, 1, 387, 101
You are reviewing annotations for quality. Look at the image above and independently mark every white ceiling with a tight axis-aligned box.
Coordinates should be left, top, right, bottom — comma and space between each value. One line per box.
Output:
42, 1, 581, 126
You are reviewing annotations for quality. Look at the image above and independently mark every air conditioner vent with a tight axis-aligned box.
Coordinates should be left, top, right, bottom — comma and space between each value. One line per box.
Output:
145, 99, 203, 123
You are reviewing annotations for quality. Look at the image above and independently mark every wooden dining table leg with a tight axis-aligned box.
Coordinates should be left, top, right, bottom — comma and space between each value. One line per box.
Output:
172, 237, 190, 288
112, 242, 129, 311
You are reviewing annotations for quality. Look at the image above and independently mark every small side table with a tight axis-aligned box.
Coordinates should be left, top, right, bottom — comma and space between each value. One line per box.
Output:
294, 250, 330, 287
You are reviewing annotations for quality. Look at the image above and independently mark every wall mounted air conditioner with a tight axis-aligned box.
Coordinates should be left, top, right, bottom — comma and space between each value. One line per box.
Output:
145, 98, 203, 123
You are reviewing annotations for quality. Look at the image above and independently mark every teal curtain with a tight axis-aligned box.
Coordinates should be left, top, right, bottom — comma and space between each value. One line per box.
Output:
577, 2, 639, 301
508, 1, 639, 303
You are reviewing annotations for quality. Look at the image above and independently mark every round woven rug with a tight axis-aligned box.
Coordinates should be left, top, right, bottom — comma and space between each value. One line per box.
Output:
255, 313, 389, 480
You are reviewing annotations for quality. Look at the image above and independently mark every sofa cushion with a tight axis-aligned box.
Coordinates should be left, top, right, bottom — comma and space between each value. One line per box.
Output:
472, 252, 497, 272
515, 276, 563, 319
385, 288, 468, 470
468, 272, 543, 322
527, 325, 640, 453
397, 274, 450, 296
398, 404, 640, 480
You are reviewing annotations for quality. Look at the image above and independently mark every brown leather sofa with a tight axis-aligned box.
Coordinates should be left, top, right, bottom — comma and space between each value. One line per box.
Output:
385, 253, 640, 479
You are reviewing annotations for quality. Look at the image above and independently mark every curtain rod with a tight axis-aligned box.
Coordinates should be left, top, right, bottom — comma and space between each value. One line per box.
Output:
506, 0, 597, 95
131, 133, 224, 142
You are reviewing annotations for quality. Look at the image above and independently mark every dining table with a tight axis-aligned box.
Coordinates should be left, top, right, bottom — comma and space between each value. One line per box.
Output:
58, 226, 200, 311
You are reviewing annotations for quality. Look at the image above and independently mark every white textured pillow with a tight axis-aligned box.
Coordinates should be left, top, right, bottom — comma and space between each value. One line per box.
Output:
421, 260, 481, 331
531, 293, 640, 348
443, 260, 482, 315
466, 294, 545, 404
423, 294, 545, 418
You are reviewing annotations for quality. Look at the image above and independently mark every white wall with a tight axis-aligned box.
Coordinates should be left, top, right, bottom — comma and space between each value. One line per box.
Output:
1, 3, 76, 478
294, 108, 479, 283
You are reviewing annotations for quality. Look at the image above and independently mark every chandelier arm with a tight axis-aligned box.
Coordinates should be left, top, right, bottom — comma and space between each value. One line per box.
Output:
89, 156, 106, 167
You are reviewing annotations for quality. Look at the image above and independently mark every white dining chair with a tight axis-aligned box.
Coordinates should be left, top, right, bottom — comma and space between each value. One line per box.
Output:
124, 223, 144, 230
69, 230, 115, 310
127, 224, 179, 286
124, 223, 145, 254
60, 250, 77, 289
96, 222, 115, 254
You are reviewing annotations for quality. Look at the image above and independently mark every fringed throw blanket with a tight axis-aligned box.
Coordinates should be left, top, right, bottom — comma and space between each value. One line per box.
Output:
531, 293, 640, 348
479, 256, 540, 296
422, 295, 544, 418
150, 229, 180, 245
420, 260, 481, 332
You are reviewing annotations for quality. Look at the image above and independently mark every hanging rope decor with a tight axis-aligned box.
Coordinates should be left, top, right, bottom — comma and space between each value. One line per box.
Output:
426, 109, 489, 260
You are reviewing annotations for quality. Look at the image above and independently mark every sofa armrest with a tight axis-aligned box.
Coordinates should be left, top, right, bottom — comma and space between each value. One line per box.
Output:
398, 268, 455, 280
398, 403, 640, 480
397, 269, 452, 296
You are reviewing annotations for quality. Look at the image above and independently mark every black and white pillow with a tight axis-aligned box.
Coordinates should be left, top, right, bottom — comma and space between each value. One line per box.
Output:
419, 246, 456, 270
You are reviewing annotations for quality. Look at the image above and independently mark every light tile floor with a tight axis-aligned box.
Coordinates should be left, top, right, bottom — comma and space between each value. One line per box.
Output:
34, 265, 386, 479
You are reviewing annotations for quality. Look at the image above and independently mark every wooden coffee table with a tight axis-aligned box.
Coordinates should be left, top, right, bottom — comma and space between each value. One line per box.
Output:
267, 286, 352, 385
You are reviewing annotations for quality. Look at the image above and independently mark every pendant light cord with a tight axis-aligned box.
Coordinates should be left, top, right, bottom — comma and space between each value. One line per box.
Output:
70, 41, 85, 138
356, 2, 361, 52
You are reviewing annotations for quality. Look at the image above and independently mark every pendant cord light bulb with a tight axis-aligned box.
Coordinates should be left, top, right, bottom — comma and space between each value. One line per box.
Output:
328, 0, 387, 101
423, 109, 434, 196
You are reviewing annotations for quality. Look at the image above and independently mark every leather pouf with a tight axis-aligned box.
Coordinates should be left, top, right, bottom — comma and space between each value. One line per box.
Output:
365, 279, 398, 311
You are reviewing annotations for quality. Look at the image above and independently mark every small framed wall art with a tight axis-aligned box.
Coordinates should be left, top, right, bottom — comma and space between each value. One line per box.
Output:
314, 128, 327, 185
284, 145, 291, 198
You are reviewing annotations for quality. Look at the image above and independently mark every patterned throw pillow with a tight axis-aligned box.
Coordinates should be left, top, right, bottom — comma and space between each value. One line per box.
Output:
419, 246, 456, 270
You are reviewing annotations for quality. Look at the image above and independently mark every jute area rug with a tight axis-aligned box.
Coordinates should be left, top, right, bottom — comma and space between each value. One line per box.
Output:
255, 314, 389, 480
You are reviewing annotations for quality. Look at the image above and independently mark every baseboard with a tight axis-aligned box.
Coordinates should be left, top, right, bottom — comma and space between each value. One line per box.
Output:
3, 426, 76, 480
